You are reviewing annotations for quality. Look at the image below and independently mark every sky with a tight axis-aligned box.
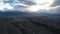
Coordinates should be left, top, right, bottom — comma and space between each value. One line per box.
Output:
0, 0, 60, 14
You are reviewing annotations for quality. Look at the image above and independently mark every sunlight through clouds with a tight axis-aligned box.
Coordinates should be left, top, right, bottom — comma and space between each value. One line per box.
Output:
0, 0, 60, 13
26, 0, 60, 12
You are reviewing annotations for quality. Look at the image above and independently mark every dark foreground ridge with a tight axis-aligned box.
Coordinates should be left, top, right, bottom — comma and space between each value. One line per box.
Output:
0, 16, 60, 34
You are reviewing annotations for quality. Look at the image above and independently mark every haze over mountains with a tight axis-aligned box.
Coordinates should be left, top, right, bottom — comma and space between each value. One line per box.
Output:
0, 10, 60, 17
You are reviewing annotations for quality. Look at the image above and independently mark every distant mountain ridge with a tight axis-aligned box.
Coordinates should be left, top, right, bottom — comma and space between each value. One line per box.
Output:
0, 11, 31, 16
0, 11, 60, 17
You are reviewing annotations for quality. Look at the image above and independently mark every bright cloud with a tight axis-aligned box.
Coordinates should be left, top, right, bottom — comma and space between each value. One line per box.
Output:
26, 0, 60, 12
5, 3, 14, 9
0, 0, 14, 10
0, 0, 28, 11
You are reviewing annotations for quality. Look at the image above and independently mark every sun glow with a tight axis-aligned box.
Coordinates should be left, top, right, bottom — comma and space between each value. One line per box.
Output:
27, 0, 58, 12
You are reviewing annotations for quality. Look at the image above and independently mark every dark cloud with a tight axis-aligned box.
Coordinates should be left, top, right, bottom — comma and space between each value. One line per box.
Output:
3, 0, 14, 3
4, 0, 36, 6
51, 0, 60, 14
54, 8, 60, 14
19, 0, 36, 6
53, 0, 60, 6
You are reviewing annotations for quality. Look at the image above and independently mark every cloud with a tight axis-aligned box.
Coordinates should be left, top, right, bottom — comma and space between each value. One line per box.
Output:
0, 0, 14, 10
19, 0, 36, 6
0, 0, 60, 14
54, 0, 60, 6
